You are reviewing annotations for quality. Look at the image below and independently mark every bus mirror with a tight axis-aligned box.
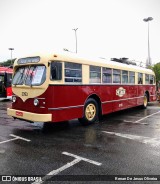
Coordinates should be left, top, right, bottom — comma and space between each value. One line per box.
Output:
51, 62, 62, 80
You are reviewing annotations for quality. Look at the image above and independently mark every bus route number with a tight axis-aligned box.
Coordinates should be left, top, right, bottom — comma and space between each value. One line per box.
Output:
22, 92, 28, 96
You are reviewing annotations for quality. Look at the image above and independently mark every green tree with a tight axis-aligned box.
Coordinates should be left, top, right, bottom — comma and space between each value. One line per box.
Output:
0, 58, 16, 67
151, 62, 160, 85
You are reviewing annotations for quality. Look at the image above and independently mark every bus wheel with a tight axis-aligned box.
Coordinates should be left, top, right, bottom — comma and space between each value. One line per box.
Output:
142, 94, 148, 108
79, 98, 99, 126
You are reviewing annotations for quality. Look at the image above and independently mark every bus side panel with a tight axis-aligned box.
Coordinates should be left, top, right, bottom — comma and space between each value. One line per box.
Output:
150, 94, 157, 101
47, 85, 88, 108
51, 108, 83, 122
148, 85, 156, 101
136, 85, 156, 105
137, 86, 146, 105
101, 102, 113, 115
46, 85, 93, 122
99, 85, 113, 115
112, 85, 129, 112
128, 86, 137, 107
11, 84, 157, 123
46, 85, 113, 122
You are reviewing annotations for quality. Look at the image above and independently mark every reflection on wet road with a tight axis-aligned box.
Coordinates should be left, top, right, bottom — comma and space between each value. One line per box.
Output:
1, 100, 160, 183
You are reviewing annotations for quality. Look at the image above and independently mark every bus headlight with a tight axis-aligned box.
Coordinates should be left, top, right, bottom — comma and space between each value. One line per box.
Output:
34, 99, 39, 106
12, 96, 16, 103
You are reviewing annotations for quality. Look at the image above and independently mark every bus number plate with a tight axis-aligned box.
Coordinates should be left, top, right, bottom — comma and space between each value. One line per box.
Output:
16, 111, 23, 117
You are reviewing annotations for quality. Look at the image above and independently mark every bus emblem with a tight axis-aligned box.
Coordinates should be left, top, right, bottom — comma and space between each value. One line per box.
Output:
116, 87, 126, 97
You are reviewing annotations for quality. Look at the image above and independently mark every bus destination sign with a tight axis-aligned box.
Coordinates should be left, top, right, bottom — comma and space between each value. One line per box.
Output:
17, 56, 40, 64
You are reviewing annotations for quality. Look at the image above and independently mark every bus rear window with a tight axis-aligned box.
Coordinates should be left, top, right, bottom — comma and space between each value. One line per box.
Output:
12, 65, 46, 86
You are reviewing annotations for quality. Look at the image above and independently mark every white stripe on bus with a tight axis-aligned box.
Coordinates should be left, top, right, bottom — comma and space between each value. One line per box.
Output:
48, 105, 84, 110
102, 96, 144, 104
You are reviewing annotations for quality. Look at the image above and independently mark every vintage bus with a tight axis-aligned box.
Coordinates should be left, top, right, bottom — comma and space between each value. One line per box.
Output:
0, 67, 13, 100
7, 53, 156, 125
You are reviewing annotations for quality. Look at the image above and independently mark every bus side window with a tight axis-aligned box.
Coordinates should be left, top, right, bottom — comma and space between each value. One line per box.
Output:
149, 75, 154, 84
51, 62, 62, 80
90, 66, 101, 83
145, 74, 149, 84
113, 69, 121, 84
138, 73, 143, 84
129, 71, 135, 84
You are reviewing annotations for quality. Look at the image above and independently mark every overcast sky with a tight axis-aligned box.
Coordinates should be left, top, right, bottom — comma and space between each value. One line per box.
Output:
0, 0, 160, 65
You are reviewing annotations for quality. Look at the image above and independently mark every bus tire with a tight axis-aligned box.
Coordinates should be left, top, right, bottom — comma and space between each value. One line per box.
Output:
142, 93, 148, 109
79, 98, 99, 126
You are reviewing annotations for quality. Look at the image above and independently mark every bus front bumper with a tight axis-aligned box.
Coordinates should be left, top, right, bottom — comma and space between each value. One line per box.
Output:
7, 108, 52, 123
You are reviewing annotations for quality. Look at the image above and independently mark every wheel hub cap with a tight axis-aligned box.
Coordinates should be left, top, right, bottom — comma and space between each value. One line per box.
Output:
85, 104, 96, 121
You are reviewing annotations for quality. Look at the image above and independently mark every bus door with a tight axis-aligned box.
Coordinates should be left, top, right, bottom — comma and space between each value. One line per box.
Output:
0, 74, 6, 98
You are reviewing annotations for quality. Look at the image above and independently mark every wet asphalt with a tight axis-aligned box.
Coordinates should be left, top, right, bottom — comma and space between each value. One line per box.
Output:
0, 101, 160, 184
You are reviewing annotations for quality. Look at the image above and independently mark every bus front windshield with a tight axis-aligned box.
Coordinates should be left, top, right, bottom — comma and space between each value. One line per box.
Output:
12, 65, 46, 86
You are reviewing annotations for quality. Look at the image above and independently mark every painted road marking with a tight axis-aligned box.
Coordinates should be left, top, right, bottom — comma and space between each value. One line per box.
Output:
122, 111, 160, 125
102, 131, 160, 147
123, 120, 134, 123
33, 152, 102, 184
123, 120, 148, 125
0, 134, 31, 145
62, 152, 101, 166
134, 111, 160, 124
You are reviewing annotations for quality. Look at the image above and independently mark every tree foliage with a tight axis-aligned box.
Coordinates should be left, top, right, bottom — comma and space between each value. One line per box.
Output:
0, 58, 16, 67
150, 63, 160, 84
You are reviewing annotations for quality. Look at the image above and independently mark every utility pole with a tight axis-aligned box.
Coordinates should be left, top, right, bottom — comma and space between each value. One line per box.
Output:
9, 48, 14, 65
143, 17, 153, 67
72, 28, 78, 53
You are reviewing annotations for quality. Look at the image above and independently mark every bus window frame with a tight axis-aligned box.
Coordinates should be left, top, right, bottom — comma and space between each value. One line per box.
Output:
102, 67, 112, 84
89, 65, 101, 84
149, 75, 154, 84
122, 70, 129, 84
50, 61, 62, 81
113, 69, 121, 84
145, 74, 149, 84
129, 71, 135, 84
138, 73, 143, 84
64, 62, 82, 83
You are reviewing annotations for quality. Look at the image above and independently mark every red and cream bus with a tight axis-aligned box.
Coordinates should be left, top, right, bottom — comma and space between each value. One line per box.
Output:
0, 67, 13, 100
7, 53, 156, 125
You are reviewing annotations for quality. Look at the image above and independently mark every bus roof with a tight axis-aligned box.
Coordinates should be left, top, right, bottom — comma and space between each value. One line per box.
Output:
14, 51, 154, 75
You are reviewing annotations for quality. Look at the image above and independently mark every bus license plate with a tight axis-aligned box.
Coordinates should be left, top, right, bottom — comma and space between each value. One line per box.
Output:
16, 111, 23, 117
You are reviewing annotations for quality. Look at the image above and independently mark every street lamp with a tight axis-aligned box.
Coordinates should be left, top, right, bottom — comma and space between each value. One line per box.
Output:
72, 28, 78, 53
8, 48, 14, 65
143, 17, 153, 66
